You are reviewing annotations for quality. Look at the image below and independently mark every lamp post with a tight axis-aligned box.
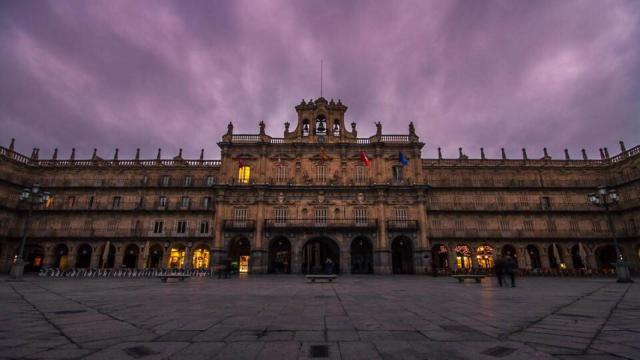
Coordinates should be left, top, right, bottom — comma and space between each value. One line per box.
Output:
9, 184, 50, 280
587, 186, 632, 283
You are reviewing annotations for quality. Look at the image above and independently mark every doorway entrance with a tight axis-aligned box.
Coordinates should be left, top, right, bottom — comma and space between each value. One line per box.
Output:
302, 237, 340, 274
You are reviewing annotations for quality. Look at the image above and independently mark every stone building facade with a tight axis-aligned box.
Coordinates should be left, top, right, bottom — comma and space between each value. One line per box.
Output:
1, 98, 639, 275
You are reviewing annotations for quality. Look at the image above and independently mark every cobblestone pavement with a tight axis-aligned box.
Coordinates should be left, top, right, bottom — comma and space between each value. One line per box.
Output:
0, 275, 638, 360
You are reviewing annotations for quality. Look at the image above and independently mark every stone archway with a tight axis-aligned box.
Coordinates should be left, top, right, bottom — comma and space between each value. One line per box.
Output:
22, 244, 45, 273
350, 236, 373, 274
123, 244, 140, 268
269, 237, 291, 274
192, 246, 211, 270
99, 243, 116, 268
302, 237, 340, 274
147, 244, 163, 269
391, 236, 413, 274
53, 244, 69, 269
571, 244, 587, 269
548, 244, 564, 269
525, 245, 542, 270
595, 245, 617, 270
228, 237, 251, 273
76, 244, 92, 268
169, 243, 186, 269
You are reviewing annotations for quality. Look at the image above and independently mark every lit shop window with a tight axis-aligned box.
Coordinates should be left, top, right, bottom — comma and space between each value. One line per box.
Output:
238, 166, 251, 184
169, 247, 185, 268
192, 248, 210, 269
476, 245, 495, 269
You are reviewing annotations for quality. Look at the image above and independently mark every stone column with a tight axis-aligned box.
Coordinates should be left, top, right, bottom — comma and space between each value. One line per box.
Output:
67, 245, 77, 269
113, 245, 123, 268
90, 245, 101, 268
515, 247, 526, 269
447, 242, 457, 272
375, 193, 390, 274
162, 243, 170, 268
212, 191, 226, 268
42, 244, 54, 268
252, 191, 266, 273
184, 244, 192, 270
563, 245, 574, 270
540, 245, 551, 269
470, 245, 479, 271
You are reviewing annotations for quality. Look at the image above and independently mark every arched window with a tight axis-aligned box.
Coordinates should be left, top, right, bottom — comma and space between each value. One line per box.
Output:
302, 119, 310, 136
315, 115, 327, 135
332, 119, 340, 136
238, 166, 251, 184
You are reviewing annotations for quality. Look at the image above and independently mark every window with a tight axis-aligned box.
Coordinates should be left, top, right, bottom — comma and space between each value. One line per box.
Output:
392, 166, 404, 181
274, 207, 288, 225
541, 196, 551, 210
315, 115, 327, 135
153, 220, 164, 234
275, 166, 287, 184
497, 195, 505, 206
184, 175, 193, 186
234, 207, 247, 227
83, 220, 93, 230
316, 165, 326, 184
332, 120, 340, 136
161, 175, 171, 186
393, 208, 408, 227
355, 166, 367, 184
455, 219, 464, 231
354, 207, 368, 225
202, 197, 212, 210
591, 220, 602, 232
500, 219, 510, 231
44, 196, 54, 208
238, 166, 251, 184
180, 196, 190, 208
67, 196, 76, 208
61, 220, 71, 230
199, 220, 209, 234
628, 218, 637, 233
315, 207, 328, 225
570, 220, 579, 232
107, 220, 117, 231
523, 220, 534, 232
546, 220, 557, 232
519, 194, 529, 207
206, 176, 215, 186
302, 119, 310, 136
176, 220, 187, 234
112, 196, 121, 209
88, 196, 94, 209
137, 196, 144, 209
159, 196, 167, 207
132, 220, 141, 234
141, 175, 149, 186
477, 219, 487, 231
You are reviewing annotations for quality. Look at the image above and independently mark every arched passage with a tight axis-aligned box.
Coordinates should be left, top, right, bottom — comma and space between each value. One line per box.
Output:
228, 237, 251, 273
22, 245, 45, 273
548, 244, 564, 269
169, 244, 186, 269
571, 244, 587, 269
123, 244, 140, 268
454, 244, 472, 270
76, 244, 92, 268
192, 246, 210, 269
350, 236, 373, 274
501, 244, 517, 258
476, 245, 495, 270
302, 237, 340, 274
431, 244, 449, 271
392, 236, 413, 274
147, 244, 163, 268
53, 244, 69, 269
269, 237, 291, 274
99, 243, 116, 268
525, 245, 542, 270
595, 245, 617, 270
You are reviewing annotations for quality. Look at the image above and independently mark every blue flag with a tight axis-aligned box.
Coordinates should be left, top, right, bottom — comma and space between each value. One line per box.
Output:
399, 152, 409, 166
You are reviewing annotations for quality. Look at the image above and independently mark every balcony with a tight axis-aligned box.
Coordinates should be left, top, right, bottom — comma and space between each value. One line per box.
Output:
223, 220, 256, 231
264, 219, 377, 230
386, 220, 419, 231
426, 228, 631, 240
4, 227, 212, 238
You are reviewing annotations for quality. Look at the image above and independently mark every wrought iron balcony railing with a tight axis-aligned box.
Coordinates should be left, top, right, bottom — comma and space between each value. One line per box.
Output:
264, 218, 377, 229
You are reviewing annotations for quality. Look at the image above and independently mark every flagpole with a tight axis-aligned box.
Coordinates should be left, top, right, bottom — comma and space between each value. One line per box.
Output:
320, 59, 323, 97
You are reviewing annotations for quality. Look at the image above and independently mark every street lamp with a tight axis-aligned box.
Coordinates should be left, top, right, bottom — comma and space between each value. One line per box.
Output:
587, 185, 632, 283
9, 184, 51, 280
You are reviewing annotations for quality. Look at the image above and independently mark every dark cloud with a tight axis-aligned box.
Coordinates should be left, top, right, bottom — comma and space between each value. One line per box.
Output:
1, 0, 639, 160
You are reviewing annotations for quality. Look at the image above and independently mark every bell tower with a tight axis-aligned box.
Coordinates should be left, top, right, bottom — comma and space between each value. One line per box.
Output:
284, 97, 356, 143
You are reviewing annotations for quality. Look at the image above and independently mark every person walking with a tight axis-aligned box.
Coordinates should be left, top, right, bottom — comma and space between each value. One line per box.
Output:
324, 258, 335, 275
505, 256, 517, 287
494, 255, 505, 287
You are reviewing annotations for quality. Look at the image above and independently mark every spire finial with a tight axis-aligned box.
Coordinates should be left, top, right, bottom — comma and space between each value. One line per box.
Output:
438, 147, 442, 160
70, 148, 76, 161
113, 148, 119, 161
92, 148, 97, 160
564, 149, 570, 160
135, 148, 140, 161
619, 141, 626, 152
501, 148, 506, 160
480, 148, 485, 160
522, 148, 528, 160
604, 147, 610, 159
52, 148, 58, 160
199, 149, 204, 161
157, 148, 162, 160
582, 149, 588, 160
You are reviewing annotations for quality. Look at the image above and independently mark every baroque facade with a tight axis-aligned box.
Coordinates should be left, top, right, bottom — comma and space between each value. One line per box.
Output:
1, 97, 639, 275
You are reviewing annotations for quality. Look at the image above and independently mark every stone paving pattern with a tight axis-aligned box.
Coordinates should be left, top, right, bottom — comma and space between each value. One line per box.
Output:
0, 276, 638, 359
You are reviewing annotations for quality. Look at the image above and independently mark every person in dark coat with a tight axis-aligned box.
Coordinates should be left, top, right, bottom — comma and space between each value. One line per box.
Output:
505, 256, 517, 287
494, 255, 506, 287
324, 258, 335, 275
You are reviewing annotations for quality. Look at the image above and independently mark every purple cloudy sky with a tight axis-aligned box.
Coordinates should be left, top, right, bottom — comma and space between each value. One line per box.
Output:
1, 0, 639, 160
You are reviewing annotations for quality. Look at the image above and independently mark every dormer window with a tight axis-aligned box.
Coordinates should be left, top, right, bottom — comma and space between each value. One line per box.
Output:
332, 120, 340, 136
302, 119, 310, 136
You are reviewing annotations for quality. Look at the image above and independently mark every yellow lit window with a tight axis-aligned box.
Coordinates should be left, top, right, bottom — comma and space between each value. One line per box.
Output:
192, 248, 210, 269
238, 166, 251, 184
169, 247, 185, 268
